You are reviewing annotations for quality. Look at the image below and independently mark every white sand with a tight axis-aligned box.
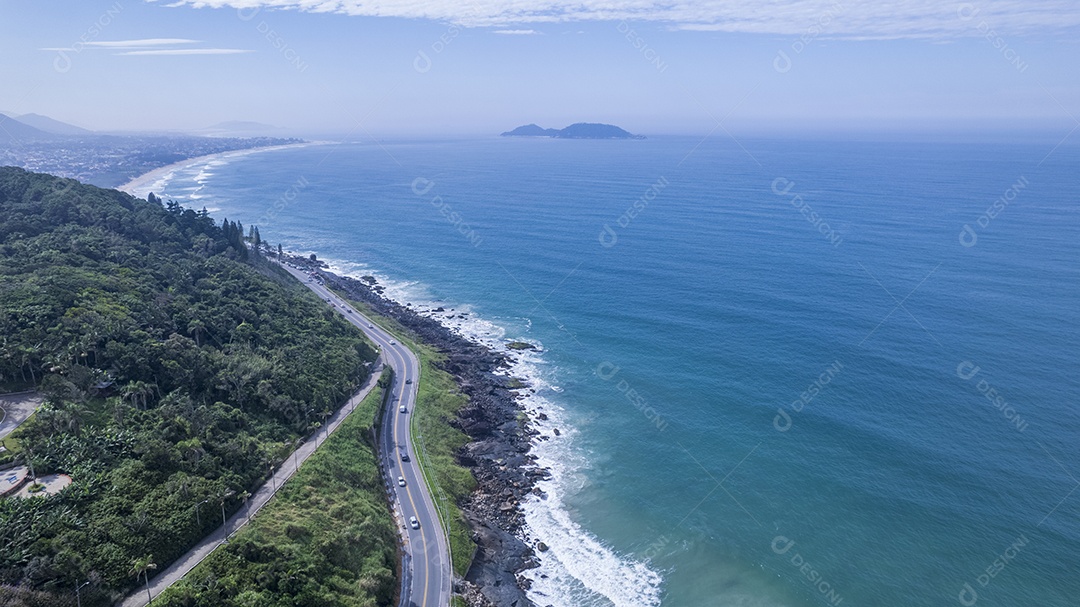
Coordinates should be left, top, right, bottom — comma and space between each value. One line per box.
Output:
116, 141, 329, 198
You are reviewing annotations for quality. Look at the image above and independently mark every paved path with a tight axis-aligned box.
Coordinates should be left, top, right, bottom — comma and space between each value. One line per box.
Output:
0, 391, 42, 443
120, 363, 384, 607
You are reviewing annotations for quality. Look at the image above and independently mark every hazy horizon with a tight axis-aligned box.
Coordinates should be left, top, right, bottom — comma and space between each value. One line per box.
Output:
2, 1, 1079, 139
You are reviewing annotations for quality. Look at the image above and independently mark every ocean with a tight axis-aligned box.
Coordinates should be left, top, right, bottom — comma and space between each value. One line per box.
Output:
140, 135, 1080, 606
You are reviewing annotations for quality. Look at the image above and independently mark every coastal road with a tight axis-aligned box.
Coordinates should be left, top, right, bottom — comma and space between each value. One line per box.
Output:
0, 391, 42, 442
278, 261, 453, 607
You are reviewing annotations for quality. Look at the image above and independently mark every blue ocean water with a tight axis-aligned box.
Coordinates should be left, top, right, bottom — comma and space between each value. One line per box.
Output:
147, 136, 1080, 606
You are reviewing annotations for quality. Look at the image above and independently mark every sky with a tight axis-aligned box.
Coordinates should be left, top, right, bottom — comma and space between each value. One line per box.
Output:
1, 0, 1079, 137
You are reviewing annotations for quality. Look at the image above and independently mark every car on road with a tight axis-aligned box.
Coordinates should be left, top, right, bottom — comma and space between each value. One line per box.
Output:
400, 451, 409, 462
389, 340, 396, 345
399, 405, 407, 413
405, 379, 412, 384
398, 476, 406, 487
368, 323, 374, 328
409, 516, 420, 529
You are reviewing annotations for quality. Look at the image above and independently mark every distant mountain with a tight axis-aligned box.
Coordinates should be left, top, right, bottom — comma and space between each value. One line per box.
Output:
501, 122, 644, 139
0, 113, 56, 142
501, 123, 559, 137
15, 113, 92, 136
556, 123, 644, 139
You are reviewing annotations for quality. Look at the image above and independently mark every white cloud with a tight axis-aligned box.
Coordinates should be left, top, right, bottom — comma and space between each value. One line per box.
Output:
40, 38, 250, 56
493, 29, 540, 35
116, 48, 253, 55
154, 0, 1080, 38
86, 38, 200, 47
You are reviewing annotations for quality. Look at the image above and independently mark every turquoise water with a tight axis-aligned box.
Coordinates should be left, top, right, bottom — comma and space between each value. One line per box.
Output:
148, 136, 1080, 606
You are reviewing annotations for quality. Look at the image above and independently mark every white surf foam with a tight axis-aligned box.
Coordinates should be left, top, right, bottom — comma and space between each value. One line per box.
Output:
315, 255, 665, 607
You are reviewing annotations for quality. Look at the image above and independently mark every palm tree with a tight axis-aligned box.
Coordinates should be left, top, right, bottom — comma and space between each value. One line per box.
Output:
239, 490, 252, 524
187, 319, 206, 347
129, 555, 157, 603
121, 381, 157, 410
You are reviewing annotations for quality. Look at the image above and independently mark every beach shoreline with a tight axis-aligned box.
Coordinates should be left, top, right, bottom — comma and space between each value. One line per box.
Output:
116, 141, 329, 198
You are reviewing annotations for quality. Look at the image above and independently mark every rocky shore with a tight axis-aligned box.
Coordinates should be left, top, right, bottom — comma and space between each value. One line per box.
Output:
285, 255, 543, 607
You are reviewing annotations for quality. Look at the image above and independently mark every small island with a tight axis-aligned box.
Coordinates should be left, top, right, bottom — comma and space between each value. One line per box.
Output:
501, 122, 645, 139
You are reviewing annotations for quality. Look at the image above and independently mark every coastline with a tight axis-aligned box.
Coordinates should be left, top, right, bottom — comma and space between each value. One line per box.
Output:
283, 253, 544, 607
116, 141, 328, 198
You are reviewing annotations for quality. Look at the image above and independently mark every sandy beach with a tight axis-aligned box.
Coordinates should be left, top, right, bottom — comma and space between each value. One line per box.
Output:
116, 141, 328, 199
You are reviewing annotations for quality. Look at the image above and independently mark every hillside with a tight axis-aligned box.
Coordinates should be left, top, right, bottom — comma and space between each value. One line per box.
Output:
0, 168, 391, 606
500, 123, 559, 137
501, 122, 644, 139
13, 114, 92, 136
0, 114, 55, 142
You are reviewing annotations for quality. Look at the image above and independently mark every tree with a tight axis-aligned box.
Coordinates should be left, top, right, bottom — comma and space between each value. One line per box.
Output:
129, 555, 157, 604
122, 380, 156, 409
187, 319, 206, 347
277, 243, 283, 257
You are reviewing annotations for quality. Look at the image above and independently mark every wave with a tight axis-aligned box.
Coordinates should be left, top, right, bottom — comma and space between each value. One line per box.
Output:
317, 254, 665, 607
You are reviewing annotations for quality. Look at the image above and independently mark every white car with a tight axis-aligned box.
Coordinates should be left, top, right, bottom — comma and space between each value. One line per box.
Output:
399, 406, 407, 414
389, 340, 396, 345
409, 517, 420, 529
398, 477, 406, 487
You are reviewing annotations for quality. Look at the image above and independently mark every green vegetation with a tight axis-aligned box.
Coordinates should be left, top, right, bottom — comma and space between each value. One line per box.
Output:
331, 293, 478, 575
155, 372, 397, 607
0, 168, 378, 606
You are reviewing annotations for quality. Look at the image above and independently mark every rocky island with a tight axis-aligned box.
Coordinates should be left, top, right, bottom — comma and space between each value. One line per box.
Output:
501, 122, 645, 139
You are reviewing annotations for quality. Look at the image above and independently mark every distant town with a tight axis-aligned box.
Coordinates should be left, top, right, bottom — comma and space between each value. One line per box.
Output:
0, 112, 300, 187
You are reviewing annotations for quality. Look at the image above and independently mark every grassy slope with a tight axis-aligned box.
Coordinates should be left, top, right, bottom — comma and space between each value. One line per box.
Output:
155, 371, 397, 607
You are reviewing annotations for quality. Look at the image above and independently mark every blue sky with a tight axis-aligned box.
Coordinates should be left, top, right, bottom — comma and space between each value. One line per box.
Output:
1, 0, 1078, 137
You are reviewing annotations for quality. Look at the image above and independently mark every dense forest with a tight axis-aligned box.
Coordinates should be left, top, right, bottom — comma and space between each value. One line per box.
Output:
0, 167, 381, 606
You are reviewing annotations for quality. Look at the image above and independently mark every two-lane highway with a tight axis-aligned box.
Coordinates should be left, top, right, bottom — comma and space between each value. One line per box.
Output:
278, 262, 452, 607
